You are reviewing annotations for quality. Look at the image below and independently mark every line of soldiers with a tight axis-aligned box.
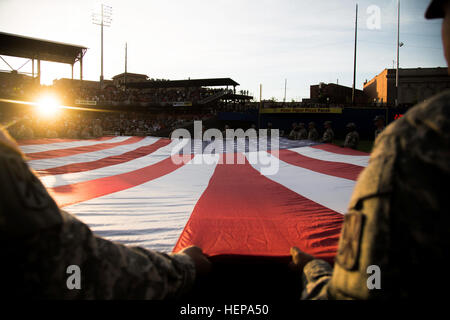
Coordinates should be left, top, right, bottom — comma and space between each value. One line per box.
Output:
288, 121, 327, 142
288, 115, 386, 150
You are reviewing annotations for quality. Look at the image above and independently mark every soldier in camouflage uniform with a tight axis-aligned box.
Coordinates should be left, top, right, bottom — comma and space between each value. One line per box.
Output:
374, 115, 385, 141
297, 123, 308, 140
288, 122, 298, 140
0, 129, 211, 299
343, 123, 359, 149
307, 122, 319, 141
291, 0, 450, 299
321, 121, 334, 143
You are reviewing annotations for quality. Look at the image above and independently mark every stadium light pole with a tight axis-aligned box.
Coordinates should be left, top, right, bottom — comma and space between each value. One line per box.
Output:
352, 3, 358, 106
396, 0, 400, 106
258, 84, 262, 129
92, 4, 112, 88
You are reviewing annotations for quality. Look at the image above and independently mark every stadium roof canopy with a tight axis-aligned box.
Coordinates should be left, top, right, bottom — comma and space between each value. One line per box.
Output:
0, 31, 87, 64
126, 78, 240, 89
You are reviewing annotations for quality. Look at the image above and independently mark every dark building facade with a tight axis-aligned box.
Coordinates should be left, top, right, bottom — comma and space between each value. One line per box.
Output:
310, 82, 366, 105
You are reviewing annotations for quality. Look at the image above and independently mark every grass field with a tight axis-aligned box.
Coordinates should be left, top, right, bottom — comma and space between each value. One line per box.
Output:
331, 139, 374, 153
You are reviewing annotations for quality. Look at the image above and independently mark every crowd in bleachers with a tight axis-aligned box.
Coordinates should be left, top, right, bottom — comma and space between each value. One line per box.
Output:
1, 110, 213, 140
0, 72, 243, 107
55, 84, 239, 106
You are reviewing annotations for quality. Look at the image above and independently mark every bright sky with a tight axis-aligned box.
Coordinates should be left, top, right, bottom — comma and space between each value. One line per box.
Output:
0, 0, 445, 101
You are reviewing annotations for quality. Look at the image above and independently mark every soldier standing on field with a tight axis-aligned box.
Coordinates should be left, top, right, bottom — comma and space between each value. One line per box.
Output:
343, 122, 359, 149
289, 122, 298, 140
291, 0, 450, 299
374, 115, 385, 140
297, 123, 308, 140
307, 122, 319, 141
321, 121, 334, 143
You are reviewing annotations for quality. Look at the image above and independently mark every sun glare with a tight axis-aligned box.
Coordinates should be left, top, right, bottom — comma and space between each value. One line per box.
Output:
36, 96, 61, 117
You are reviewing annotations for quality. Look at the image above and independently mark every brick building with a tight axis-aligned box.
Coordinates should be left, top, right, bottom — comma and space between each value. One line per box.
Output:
363, 67, 450, 106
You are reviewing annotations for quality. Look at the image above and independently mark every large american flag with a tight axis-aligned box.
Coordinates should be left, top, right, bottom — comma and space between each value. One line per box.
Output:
19, 136, 369, 262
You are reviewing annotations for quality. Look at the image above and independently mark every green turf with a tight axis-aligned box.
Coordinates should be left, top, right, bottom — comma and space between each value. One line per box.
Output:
331, 139, 374, 153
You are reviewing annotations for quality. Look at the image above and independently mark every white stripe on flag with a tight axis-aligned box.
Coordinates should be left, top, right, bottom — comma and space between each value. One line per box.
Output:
289, 146, 369, 167
39, 140, 181, 188
245, 151, 355, 214
20, 136, 130, 154
28, 137, 160, 170
64, 154, 219, 252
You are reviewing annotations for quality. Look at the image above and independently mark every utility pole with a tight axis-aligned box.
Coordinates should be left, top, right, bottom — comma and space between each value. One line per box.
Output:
396, 0, 400, 106
258, 84, 262, 129
283, 79, 287, 103
352, 3, 358, 106
124, 42, 127, 87
92, 4, 112, 88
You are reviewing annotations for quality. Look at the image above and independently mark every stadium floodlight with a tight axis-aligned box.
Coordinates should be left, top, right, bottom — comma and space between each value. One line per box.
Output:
396, 0, 400, 106
92, 4, 113, 87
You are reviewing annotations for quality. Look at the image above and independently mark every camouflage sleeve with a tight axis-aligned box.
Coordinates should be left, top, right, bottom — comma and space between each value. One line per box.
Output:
301, 259, 333, 300
321, 130, 333, 143
344, 132, 357, 149
328, 91, 450, 299
0, 141, 196, 299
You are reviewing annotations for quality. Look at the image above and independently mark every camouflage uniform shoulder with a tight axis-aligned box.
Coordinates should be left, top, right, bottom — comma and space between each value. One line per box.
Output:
0, 141, 62, 238
302, 90, 450, 300
377, 89, 450, 171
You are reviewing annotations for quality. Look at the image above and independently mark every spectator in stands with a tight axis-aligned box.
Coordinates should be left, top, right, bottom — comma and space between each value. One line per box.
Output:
307, 122, 319, 141
16, 118, 34, 140
80, 126, 92, 139
343, 122, 359, 149
93, 119, 103, 137
46, 128, 58, 139
66, 124, 79, 139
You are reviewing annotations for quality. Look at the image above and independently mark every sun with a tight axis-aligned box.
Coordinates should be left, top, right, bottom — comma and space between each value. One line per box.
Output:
36, 95, 61, 117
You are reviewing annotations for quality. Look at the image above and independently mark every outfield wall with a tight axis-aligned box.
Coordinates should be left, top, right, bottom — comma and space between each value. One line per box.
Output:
218, 107, 410, 140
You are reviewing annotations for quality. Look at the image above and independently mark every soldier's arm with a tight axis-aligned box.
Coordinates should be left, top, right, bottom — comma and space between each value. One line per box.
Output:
290, 247, 332, 300
301, 259, 333, 299
0, 136, 197, 299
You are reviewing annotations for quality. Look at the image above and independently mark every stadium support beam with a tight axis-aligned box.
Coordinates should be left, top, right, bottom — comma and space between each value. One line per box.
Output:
37, 59, 41, 84
80, 56, 83, 81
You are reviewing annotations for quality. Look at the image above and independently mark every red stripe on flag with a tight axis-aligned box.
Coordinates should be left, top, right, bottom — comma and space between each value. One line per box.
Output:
311, 143, 369, 156
173, 155, 343, 262
26, 136, 144, 160
48, 154, 194, 207
273, 149, 364, 181
18, 136, 114, 146
37, 138, 172, 176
